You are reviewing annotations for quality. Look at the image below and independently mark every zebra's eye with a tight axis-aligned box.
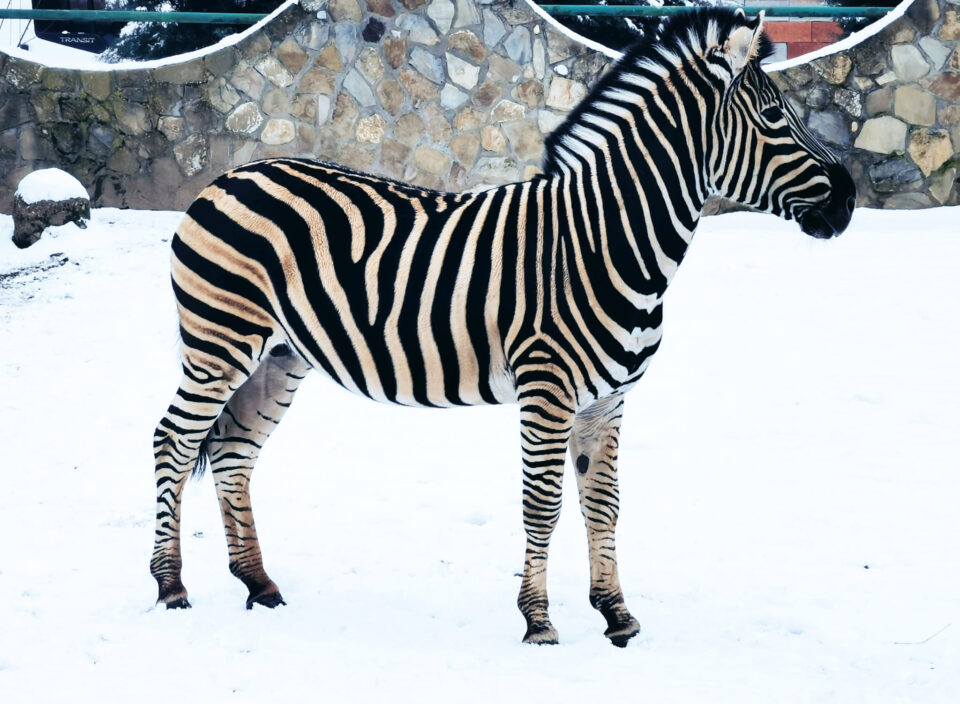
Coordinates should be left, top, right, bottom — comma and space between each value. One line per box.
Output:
761, 106, 784, 123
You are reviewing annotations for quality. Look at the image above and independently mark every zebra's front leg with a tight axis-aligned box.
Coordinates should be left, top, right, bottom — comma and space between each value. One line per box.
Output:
208, 344, 311, 609
570, 394, 641, 647
516, 377, 576, 644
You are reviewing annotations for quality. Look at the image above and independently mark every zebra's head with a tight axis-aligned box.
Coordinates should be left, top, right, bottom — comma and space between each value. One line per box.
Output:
704, 11, 856, 238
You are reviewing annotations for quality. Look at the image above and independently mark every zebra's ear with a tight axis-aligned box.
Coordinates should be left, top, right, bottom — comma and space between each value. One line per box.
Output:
723, 11, 766, 75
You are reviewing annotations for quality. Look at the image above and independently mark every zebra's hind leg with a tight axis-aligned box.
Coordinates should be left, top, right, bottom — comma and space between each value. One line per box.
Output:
207, 343, 310, 609
151, 353, 256, 609
515, 373, 576, 645
570, 394, 641, 648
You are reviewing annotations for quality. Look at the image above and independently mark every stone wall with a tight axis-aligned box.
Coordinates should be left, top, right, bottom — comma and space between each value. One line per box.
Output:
0, 0, 956, 212
770, 0, 960, 207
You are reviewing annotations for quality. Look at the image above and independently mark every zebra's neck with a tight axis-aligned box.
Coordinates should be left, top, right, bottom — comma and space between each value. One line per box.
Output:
542, 62, 717, 304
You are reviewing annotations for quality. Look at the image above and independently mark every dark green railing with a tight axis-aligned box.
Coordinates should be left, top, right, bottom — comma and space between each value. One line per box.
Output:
0, 5, 895, 24
539, 5, 892, 18
0, 10, 268, 24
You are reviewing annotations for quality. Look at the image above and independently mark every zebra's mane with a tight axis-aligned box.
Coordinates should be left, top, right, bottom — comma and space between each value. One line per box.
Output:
542, 7, 773, 175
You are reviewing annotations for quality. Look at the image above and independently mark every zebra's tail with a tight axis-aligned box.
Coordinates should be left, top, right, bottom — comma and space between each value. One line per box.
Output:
191, 429, 213, 480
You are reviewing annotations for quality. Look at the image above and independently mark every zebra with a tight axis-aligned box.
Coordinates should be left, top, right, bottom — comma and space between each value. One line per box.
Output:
150, 7, 855, 647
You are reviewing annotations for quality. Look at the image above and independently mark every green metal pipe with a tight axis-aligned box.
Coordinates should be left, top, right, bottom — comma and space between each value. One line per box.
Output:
0, 9, 268, 24
539, 6, 893, 18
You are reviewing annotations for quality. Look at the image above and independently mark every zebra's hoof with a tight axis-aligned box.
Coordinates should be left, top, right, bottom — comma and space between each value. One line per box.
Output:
522, 622, 559, 645
604, 617, 640, 648
164, 597, 191, 610
246, 591, 286, 610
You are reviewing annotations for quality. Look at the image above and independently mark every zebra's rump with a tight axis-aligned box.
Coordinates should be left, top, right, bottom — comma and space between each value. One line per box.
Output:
171, 158, 518, 409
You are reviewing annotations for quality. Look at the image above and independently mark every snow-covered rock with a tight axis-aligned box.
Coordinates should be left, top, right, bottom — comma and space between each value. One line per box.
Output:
12, 168, 90, 249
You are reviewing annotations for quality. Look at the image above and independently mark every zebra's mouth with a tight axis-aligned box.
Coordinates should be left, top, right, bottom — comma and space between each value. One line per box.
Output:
797, 164, 856, 239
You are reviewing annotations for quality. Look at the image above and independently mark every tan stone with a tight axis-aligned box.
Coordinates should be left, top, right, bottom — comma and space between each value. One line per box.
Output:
515, 81, 544, 110
299, 67, 336, 95
922, 73, 960, 102
291, 94, 319, 123
330, 92, 360, 139
329, 0, 363, 22
818, 53, 852, 85
377, 80, 406, 116
316, 44, 344, 72
939, 9, 960, 40
450, 134, 480, 165
894, 85, 935, 127
481, 125, 507, 153
359, 47, 385, 81
399, 69, 439, 106
448, 30, 486, 63
383, 39, 407, 69
115, 102, 152, 135
158, 116, 184, 141
951, 46, 960, 70
854, 116, 907, 154
381, 139, 411, 179
277, 38, 308, 75
546, 77, 588, 111
261, 119, 296, 145
502, 120, 544, 161
81, 72, 111, 101
472, 80, 502, 109
422, 103, 452, 143
940, 105, 960, 125
491, 100, 525, 123
366, 0, 396, 17
865, 86, 893, 116
395, 113, 425, 146
488, 55, 522, 84
340, 144, 377, 172
454, 107, 485, 131
262, 88, 291, 117
154, 59, 204, 85
356, 114, 388, 144
256, 56, 294, 88
209, 77, 241, 114
414, 145, 451, 175
908, 129, 953, 176
230, 63, 266, 100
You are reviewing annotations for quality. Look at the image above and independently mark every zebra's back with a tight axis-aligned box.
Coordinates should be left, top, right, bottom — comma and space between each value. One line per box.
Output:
172, 158, 525, 408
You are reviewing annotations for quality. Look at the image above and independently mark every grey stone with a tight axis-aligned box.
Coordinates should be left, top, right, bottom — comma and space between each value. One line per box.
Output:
866, 87, 893, 116
834, 88, 862, 118
453, 0, 480, 27
808, 110, 851, 148
262, 88, 292, 117
343, 69, 377, 108
918, 37, 952, 68
173, 134, 208, 176
158, 116, 184, 141
504, 27, 532, 64
441, 84, 469, 109
410, 48, 445, 84
884, 191, 933, 208
806, 87, 830, 110
891, 44, 930, 82
426, 0, 455, 33
334, 23, 362, 65
868, 157, 922, 192
482, 9, 507, 47
894, 85, 936, 126
929, 167, 957, 204
397, 14, 440, 46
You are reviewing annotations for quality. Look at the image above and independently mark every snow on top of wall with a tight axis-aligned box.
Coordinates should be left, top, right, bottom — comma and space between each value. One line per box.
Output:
0, 0, 296, 71
764, 0, 913, 72
15, 168, 89, 204
524, 0, 624, 60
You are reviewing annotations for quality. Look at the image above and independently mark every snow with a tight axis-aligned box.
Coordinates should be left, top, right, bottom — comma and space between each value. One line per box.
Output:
14, 168, 90, 205
0, 0, 296, 70
0, 205, 958, 702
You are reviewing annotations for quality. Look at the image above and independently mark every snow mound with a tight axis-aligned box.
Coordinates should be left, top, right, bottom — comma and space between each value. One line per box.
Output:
15, 168, 89, 205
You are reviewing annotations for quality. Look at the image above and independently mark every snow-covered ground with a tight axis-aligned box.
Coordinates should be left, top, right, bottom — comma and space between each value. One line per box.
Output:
0, 206, 957, 702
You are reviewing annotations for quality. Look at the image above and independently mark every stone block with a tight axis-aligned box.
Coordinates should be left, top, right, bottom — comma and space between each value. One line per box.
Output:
481, 125, 507, 152
546, 77, 588, 111
80, 72, 111, 101
414, 145, 450, 174
502, 120, 543, 161
491, 100, 525, 123
383, 39, 407, 69
261, 119, 296, 146
441, 85, 469, 110
343, 69, 377, 107
366, 0, 396, 17
939, 9, 960, 40
922, 73, 960, 101
855, 116, 907, 154
446, 53, 480, 90
256, 56, 294, 88
277, 38, 309, 75
397, 14, 440, 46
230, 63, 266, 100
449, 31, 486, 63
398, 69, 439, 106
330, 92, 360, 139
226, 102, 264, 134
929, 167, 956, 204
377, 80, 406, 116
453, 107, 484, 131
865, 86, 893, 116
316, 44, 344, 73
918, 37, 951, 68
394, 113, 424, 146
154, 60, 204, 85
891, 44, 930, 82
300, 68, 336, 95
263, 88, 291, 117
329, 0, 363, 22
450, 134, 479, 165
356, 114, 388, 144
818, 53, 852, 85
411, 48, 445, 84
894, 85, 936, 126
868, 157, 922, 192
359, 48, 385, 81
173, 134, 208, 176
908, 129, 952, 176
381, 139, 411, 179
427, 0, 455, 33
472, 80, 503, 109
515, 81, 544, 110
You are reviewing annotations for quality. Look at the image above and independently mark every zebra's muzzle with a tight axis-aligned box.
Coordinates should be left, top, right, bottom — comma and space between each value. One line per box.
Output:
798, 164, 856, 240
